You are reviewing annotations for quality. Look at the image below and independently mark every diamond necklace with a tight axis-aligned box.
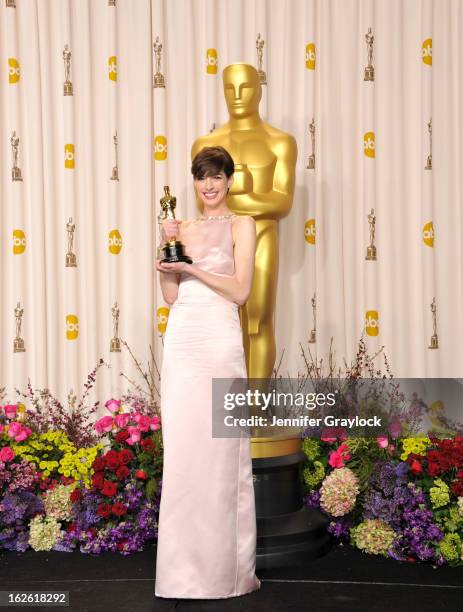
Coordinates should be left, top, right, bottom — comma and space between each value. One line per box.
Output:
197, 212, 236, 221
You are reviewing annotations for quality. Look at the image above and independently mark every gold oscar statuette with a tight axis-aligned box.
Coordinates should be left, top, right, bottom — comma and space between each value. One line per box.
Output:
110, 131, 119, 181
153, 37, 165, 88
425, 118, 432, 170
256, 33, 267, 85
108, 0, 116, 6
158, 186, 192, 264
364, 27, 374, 81
366, 208, 377, 260
429, 297, 439, 349
66, 217, 77, 267
11, 131, 23, 182
63, 44, 73, 96
191, 62, 297, 381
110, 302, 121, 352
307, 118, 316, 170
6, 0, 16, 8
14, 302, 25, 353
309, 293, 316, 343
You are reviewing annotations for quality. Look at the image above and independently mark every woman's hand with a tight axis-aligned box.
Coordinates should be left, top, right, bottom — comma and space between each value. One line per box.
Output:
161, 219, 182, 242
156, 260, 189, 274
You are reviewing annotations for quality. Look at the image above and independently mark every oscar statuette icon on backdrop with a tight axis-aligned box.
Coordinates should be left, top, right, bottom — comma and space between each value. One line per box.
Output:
192, 63, 330, 568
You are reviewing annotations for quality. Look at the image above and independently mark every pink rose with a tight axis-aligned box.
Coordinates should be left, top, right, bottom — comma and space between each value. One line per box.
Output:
4, 404, 18, 419
105, 398, 121, 413
94, 416, 114, 434
0, 447, 15, 462
137, 416, 151, 432
0, 425, 4, 434
328, 443, 351, 469
149, 416, 161, 431
126, 426, 141, 445
376, 435, 389, 449
114, 413, 130, 429
15, 426, 32, 442
6, 422, 22, 438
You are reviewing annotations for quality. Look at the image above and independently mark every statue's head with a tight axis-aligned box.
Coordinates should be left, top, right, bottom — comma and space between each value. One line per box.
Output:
222, 63, 262, 118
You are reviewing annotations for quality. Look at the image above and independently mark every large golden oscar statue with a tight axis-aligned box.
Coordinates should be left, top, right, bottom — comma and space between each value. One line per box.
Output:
192, 63, 299, 458
192, 63, 296, 378
192, 64, 329, 568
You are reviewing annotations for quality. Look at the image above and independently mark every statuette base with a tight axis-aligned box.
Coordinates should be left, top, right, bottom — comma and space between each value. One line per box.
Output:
66, 252, 77, 267
12, 167, 23, 181
153, 73, 165, 88
14, 338, 25, 353
364, 66, 374, 81
428, 335, 439, 349
110, 337, 121, 352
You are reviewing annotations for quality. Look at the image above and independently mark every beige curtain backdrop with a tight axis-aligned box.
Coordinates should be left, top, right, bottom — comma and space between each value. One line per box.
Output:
1, 0, 462, 411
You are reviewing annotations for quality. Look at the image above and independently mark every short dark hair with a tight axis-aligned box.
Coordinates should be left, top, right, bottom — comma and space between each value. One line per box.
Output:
191, 146, 234, 179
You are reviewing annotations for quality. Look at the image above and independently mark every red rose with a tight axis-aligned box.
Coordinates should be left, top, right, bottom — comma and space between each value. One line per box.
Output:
104, 450, 121, 470
115, 430, 130, 443
135, 469, 148, 480
119, 449, 134, 465
92, 457, 105, 472
451, 480, 463, 497
112, 503, 127, 516
427, 462, 441, 477
410, 460, 423, 475
116, 465, 129, 480
101, 480, 118, 497
141, 438, 155, 452
89, 528, 97, 537
92, 472, 105, 490
97, 503, 112, 518
66, 522, 77, 533
70, 488, 83, 503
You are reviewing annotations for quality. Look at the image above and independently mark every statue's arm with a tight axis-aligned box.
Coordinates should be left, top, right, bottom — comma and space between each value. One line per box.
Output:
228, 135, 297, 220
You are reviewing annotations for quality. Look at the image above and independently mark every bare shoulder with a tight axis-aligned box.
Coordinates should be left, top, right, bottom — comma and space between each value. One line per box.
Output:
232, 215, 256, 230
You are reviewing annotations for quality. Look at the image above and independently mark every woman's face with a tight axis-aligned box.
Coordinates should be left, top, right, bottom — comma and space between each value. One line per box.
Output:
194, 171, 234, 209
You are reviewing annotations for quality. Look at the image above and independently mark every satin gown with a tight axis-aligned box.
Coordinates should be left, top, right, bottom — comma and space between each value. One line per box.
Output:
155, 215, 261, 599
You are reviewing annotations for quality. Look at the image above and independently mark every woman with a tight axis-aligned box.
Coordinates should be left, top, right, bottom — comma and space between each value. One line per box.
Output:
154, 146, 261, 599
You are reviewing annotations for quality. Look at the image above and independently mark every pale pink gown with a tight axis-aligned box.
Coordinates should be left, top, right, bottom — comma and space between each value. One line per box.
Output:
155, 216, 261, 599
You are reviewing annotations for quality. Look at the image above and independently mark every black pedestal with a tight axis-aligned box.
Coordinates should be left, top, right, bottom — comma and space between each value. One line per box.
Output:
253, 451, 332, 569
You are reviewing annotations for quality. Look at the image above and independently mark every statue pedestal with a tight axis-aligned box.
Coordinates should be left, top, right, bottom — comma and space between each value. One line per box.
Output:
252, 435, 332, 568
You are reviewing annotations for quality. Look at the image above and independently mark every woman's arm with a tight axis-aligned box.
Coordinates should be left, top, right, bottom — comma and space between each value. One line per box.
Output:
158, 269, 181, 304
158, 216, 256, 306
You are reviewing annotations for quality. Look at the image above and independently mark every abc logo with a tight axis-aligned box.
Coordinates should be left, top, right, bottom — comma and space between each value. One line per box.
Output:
64, 144, 75, 168
109, 55, 118, 81
304, 219, 316, 244
8, 58, 20, 83
422, 38, 432, 66
108, 229, 123, 254
13, 229, 26, 254
422, 221, 434, 247
206, 48, 218, 74
157, 306, 170, 333
154, 135, 167, 161
66, 314, 79, 340
365, 310, 379, 336
305, 43, 316, 70
364, 132, 375, 158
